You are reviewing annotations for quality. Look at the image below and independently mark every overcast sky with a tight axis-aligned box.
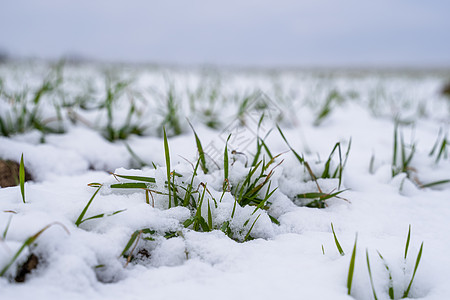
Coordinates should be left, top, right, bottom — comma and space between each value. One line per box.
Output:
1, 0, 449, 67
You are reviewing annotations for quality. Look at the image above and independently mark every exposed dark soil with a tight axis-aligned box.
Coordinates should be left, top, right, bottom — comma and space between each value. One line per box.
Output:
442, 81, 450, 98
15, 253, 39, 283
0, 160, 32, 188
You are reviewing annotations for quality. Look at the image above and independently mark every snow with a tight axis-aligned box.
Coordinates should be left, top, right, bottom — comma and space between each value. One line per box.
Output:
1, 62, 450, 299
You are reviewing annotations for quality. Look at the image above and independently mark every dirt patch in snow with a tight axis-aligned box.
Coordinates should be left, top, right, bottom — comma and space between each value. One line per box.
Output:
0, 160, 32, 188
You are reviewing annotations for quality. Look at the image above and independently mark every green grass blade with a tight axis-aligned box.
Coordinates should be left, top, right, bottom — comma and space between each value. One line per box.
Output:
366, 249, 379, 300
19, 153, 26, 203
322, 142, 340, 178
347, 234, 358, 295
183, 159, 200, 207
163, 127, 172, 208
189, 121, 208, 174
405, 224, 411, 259
403, 242, 424, 298
124, 142, 147, 167
110, 182, 148, 189
171, 170, 178, 206
244, 214, 261, 241
113, 174, 156, 183
331, 223, 345, 256
75, 185, 102, 227
77, 209, 126, 225
420, 179, 450, 188
435, 137, 447, 163
120, 230, 140, 257
377, 251, 395, 299
207, 199, 213, 230
392, 123, 398, 177
277, 124, 304, 164
295, 190, 347, 205
2, 214, 14, 239
224, 134, 231, 186
198, 216, 210, 232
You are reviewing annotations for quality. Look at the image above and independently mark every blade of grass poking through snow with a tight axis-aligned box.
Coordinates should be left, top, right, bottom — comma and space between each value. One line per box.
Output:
223, 134, 231, 190
377, 251, 395, 299
405, 225, 411, 259
76, 209, 126, 225
112, 174, 156, 183
244, 214, 261, 241
188, 121, 208, 174
124, 142, 147, 167
163, 127, 172, 208
366, 249, 379, 300
2, 213, 14, 239
207, 199, 213, 230
331, 223, 345, 256
435, 136, 447, 164
322, 142, 340, 179
0, 222, 69, 277
120, 230, 140, 257
347, 234, 358, 295
277, 124, 304, 164
121, 230, 143, 267
170, 170, 178, 207
75, 185, 102, 227
420, 179, 450, 188
183, 159, 200, 207
392, 123, 399, 177
403, 242, 424, 298
19, 153, 25, 203
110, 182, 148, 189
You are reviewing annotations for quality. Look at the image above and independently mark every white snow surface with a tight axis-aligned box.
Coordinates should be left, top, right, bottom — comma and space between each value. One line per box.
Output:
0, 63, 450, 299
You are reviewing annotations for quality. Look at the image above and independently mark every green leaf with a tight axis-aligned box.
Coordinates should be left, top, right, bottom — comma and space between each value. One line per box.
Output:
75, 185, 102, 227
377, 251, 395, 299
420, 179, 450, 189
189, 121, 208, 174
277, 124, 304, 164
403, 242, 424, 298
331, 223, 345, 256
404, 224, 411, 259
76, 209, 126, 225
19, 153, 25, 203
110, 182, 148, 189
120, 230, 140, 257
244, 214, 261, 242
224, 134, 231, 188
163, 127, 172, 208
366, 249, 379, 300
347, 234, 358, 295
207, 199, 213, 230
112, 174, 156, 183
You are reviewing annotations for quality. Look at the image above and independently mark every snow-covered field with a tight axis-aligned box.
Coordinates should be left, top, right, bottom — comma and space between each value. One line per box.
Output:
1, 61, 450, 299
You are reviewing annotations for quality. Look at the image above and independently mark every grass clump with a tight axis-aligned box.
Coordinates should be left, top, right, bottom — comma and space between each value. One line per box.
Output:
0, 66, 65, 139
277, 125, 350, 208
314, 90, 343, 126
429, 128, 448, 164
391, 125, 450, 189
100, 76, 146, 141
88, 128, 280, 243
364, 225, 424, 299
391, 122, 416, 179
157, 84, 183, 137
